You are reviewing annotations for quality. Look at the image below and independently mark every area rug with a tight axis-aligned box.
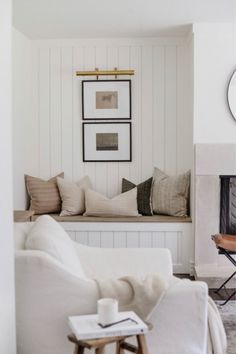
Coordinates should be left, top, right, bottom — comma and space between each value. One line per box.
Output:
215, 301, 236, 354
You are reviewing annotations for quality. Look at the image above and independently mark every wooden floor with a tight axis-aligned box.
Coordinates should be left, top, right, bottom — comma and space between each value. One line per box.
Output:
208, 288, 236, 301
175, 274, 236, 301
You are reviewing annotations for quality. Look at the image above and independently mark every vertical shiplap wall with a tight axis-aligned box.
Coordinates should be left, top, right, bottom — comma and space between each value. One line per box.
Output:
13, 36, 192, 207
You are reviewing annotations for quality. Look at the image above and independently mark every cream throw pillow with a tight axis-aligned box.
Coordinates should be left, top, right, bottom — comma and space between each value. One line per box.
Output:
57, 176, 92, 216
84, 188, 139, 217
152, 167, 190, 216
25, 215, 86, 277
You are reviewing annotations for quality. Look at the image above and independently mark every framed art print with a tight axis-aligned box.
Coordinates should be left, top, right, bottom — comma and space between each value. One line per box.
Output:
83, 122, 131, 162
82, 80, 131, 120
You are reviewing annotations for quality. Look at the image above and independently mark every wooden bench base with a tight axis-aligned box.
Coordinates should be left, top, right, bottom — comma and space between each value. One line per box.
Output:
13, 210, 192, 223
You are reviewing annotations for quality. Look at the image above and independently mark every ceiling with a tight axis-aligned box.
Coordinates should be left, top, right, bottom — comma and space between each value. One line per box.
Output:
13, 0, 236, 39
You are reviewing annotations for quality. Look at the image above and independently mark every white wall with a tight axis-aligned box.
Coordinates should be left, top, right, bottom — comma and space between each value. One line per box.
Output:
13, 34, 193, 208
0, 1, 16, 354
13, 29, 37, 209
193, 23, 236, 279
193, 23, 236, 143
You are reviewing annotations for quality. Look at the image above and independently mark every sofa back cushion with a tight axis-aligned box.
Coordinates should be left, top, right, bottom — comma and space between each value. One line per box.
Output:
84, 188, 139, 217
14, 222, 33, 250
25, 215, 86, 277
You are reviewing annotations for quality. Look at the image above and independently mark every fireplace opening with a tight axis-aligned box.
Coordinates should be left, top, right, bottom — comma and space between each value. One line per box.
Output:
220, 175, 236, 235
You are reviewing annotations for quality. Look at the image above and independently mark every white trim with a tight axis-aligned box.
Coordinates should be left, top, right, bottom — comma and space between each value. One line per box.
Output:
60, 221, 194, 274
32, 37, 188, 48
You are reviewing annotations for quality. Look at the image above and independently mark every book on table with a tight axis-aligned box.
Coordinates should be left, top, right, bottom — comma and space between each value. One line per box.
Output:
68, 311, 148, 340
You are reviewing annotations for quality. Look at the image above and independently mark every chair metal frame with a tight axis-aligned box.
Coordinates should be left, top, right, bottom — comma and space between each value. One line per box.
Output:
214, 246, 236, 305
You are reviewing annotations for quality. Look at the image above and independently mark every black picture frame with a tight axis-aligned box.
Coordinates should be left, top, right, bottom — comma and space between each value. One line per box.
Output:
82, 80, 131, 120
82, 122, 132, 162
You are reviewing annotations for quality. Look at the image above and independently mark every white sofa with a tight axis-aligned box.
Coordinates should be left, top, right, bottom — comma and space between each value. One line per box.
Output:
15, 222, 209, 354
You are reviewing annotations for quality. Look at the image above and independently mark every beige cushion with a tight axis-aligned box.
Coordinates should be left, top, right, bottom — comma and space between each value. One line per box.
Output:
25, 173, 64, 214
57, 176, 92, 216
84, 188, 139, 217
152, 168, 190, 216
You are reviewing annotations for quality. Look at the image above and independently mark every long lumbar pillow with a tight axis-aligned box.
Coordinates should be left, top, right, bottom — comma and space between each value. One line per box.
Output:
84, 188, 140, 217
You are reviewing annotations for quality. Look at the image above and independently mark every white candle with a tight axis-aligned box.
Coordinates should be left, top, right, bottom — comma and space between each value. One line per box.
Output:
97, 298, 118, 325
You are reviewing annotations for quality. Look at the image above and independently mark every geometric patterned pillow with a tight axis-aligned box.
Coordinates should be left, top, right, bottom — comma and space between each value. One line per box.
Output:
122, 177, 153, 216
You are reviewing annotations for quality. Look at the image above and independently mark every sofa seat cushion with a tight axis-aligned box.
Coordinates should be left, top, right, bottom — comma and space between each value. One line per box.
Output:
25, 215, 86, 277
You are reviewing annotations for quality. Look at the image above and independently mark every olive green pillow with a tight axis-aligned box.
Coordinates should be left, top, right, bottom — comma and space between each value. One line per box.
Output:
122, 177, 153, 216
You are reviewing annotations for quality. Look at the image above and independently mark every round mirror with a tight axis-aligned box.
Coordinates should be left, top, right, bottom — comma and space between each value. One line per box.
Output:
228, 70, 236, 121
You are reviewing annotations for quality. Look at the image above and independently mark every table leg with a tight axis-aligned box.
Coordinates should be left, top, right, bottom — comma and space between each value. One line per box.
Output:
95, 346, 105, 354
116, 340, 125, 354
137, 334, 149, 354
74, 344, 84, 354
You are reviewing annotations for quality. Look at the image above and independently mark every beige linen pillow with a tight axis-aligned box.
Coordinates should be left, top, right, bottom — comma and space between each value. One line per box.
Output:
84, 188, 139, 217
25, 173, 64, 214
57, 176, 92, 216
152, 168, 190, 216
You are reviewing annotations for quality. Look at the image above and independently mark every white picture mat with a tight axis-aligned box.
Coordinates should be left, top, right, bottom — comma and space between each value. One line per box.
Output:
83, 81, 130, 119
83, 123, 131, 161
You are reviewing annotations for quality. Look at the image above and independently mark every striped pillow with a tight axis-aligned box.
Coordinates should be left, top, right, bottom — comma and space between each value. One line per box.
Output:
152, 168, 190, 216
25, 173, 64, 214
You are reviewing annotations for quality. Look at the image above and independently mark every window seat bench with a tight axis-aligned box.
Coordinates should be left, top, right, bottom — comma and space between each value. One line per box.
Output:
14, 210, 193, 274
32, 214, 192, 223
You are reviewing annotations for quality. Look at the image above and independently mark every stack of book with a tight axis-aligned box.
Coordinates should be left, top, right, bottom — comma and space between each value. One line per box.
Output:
68, 311, 148, 340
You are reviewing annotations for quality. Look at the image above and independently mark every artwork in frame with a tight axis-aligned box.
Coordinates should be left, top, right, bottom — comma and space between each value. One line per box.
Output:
82, 80, 131, 120
83, 122, 132, 162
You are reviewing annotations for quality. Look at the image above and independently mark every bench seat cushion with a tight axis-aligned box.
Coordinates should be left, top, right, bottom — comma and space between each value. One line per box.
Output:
31, 214, 191, 223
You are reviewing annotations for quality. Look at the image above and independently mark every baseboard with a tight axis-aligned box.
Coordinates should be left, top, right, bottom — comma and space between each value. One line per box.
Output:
195, 264, 236, 288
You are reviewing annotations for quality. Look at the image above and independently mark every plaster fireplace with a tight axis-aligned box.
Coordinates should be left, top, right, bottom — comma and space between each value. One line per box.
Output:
194, 144, 236, 287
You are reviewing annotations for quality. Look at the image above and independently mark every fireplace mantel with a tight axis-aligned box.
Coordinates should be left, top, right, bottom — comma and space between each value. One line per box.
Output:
194, 144, 236, 286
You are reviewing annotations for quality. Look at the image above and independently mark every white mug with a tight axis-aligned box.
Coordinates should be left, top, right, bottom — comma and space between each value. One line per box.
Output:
97, 298, 118, 325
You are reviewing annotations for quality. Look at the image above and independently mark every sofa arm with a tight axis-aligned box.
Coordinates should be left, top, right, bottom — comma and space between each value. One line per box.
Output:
74, 243, 173, 278
15, 250, 99, 354
147, 277, 208, 354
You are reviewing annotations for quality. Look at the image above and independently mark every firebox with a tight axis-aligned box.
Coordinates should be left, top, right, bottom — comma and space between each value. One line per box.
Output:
220, 175, 236, 235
